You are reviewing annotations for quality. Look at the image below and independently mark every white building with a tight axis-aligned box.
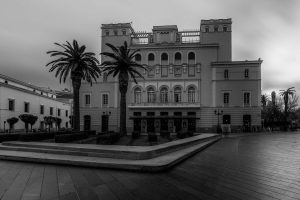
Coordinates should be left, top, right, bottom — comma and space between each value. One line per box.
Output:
80, 19, 262, 133
0, 73, 71, 132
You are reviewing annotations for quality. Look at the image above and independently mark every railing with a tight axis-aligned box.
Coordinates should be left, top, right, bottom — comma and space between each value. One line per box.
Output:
129, 102, 200, 108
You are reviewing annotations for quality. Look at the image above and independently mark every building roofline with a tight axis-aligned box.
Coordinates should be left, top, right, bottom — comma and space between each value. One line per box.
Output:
0, 82, 71, 104
211, 60, 263, 66
0, 73, 56, 95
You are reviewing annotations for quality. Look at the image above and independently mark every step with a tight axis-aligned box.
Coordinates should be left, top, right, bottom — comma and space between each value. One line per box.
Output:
0, 137, 221, 172
1, 133, 220, 160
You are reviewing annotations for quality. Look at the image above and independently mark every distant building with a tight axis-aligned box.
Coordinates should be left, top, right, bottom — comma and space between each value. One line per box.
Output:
0, 74, 71, 132
80, 19, 262, 133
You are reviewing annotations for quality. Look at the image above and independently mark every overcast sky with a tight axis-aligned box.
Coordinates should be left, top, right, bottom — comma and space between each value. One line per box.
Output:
0, 0, 299, 95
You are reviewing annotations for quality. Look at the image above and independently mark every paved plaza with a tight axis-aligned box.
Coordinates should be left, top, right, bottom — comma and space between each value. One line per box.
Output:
0, 132, 299, 200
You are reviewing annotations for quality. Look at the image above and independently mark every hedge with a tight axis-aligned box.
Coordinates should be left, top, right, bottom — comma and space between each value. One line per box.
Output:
18, 132, 55, 142
55, 132, 89, 143
0, 130, 96, 143
0, 134, 20, 142
96, 132, 120, 144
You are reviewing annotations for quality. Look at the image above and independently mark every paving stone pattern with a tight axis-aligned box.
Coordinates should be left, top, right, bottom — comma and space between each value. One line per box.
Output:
0, 132, 299, 200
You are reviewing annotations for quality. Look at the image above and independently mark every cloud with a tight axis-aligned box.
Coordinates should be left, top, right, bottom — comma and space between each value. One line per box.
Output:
0, 0, 299, 95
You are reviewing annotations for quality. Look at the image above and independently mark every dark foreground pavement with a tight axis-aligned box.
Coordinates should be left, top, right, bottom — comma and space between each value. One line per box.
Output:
0, 132, 299, 200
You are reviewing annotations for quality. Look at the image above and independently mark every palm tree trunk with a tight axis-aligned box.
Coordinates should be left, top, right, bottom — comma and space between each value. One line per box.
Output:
120, 91, 127, 136
72, 77, 81, 132
119, 74, 128, 136
284, 100, 288, 131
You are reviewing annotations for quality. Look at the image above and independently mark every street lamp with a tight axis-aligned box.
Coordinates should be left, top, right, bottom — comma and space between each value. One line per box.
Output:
214, 109, 223, 133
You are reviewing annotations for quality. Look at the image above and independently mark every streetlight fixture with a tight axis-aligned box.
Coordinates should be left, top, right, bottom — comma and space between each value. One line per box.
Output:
214, 109, 223, 133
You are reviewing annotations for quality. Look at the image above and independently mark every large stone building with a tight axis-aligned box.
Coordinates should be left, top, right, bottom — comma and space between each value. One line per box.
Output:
0, 74, 71, 132
80, 19, 262, 133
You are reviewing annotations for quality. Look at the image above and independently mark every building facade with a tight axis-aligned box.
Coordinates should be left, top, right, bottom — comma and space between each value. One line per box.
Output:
80, 19, 262, 133
0, 74, 71, 132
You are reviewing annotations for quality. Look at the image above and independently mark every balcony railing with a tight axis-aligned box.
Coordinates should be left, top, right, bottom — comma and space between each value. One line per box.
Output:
128, 102, 200, 108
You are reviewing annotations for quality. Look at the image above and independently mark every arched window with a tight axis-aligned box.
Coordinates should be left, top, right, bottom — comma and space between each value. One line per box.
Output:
103, 73, 108, 82
188, 52, 195, 60
175, 52, 181, 61
205, 26, 209, 32
160, 87, 168, 103
135, 54, 141, 62
148, 53, 155, 61
214, 26, 219, 32
188, 86, 196, 103
174, 87, 182, 103
223, 25, 228, 32
147, 87, 156, 103
161, 53, 168, 64
134, 87, 142, 104
188, 52, 195, 76
224, 69, 229, 79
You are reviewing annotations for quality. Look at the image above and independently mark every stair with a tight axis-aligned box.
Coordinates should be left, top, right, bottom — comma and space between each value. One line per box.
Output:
0, 134, 221, 172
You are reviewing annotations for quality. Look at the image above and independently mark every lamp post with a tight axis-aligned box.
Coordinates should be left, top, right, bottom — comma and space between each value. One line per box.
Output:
214, 109, 223, 133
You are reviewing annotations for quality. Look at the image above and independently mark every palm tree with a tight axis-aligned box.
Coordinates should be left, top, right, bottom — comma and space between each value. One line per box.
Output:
261, 94, 269, 110
46, 40, 101, 131
279, 87, 296, 130
100, 41, 146, 135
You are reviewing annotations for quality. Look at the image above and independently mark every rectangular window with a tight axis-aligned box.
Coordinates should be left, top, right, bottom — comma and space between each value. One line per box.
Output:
50, 107, 53, 116
85, 94, 91, 106
161, 66, 168, 77
224, 70, 229, 79
40, 105, 44, 115
244, 92, 250, 106
24, 102, 30, 113
188, 64, 195, 76
102, 94, 108, 106
66, 110, 68, 117
8, 99, 15, 111
57, 109, 61, 116
223, 93, 229, 105
174, 66, 182, 76
148, 67, 155, 77
244, 69, 249, 78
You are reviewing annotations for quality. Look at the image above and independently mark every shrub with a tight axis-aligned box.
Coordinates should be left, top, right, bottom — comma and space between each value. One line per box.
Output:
132, 131, 140, 139
0, 134, 20, 142
55, 132, 89, 143
187, 131, 194, 137
160, 130, 170, 138
148, 132, 157, 142
176, 131, 187, 139
19, 132, 55, 142
96, 131, 120, 144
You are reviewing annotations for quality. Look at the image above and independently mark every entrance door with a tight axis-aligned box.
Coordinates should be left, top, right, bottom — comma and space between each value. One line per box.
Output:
84, 115, 91, 131
187, 112, 196, 132
133, 112, 141, 132
101, 115, 109, 132
160, 112, 168, 131
147, 112, 155, 133
243, 115, 251, 132
174, 112, 182, 132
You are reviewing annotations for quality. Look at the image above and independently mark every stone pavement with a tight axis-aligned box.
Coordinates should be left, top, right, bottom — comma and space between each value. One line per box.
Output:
0, 132, 299, 199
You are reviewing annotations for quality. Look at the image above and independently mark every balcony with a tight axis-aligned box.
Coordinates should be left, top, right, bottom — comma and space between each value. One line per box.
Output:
128, 102, 200, 108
